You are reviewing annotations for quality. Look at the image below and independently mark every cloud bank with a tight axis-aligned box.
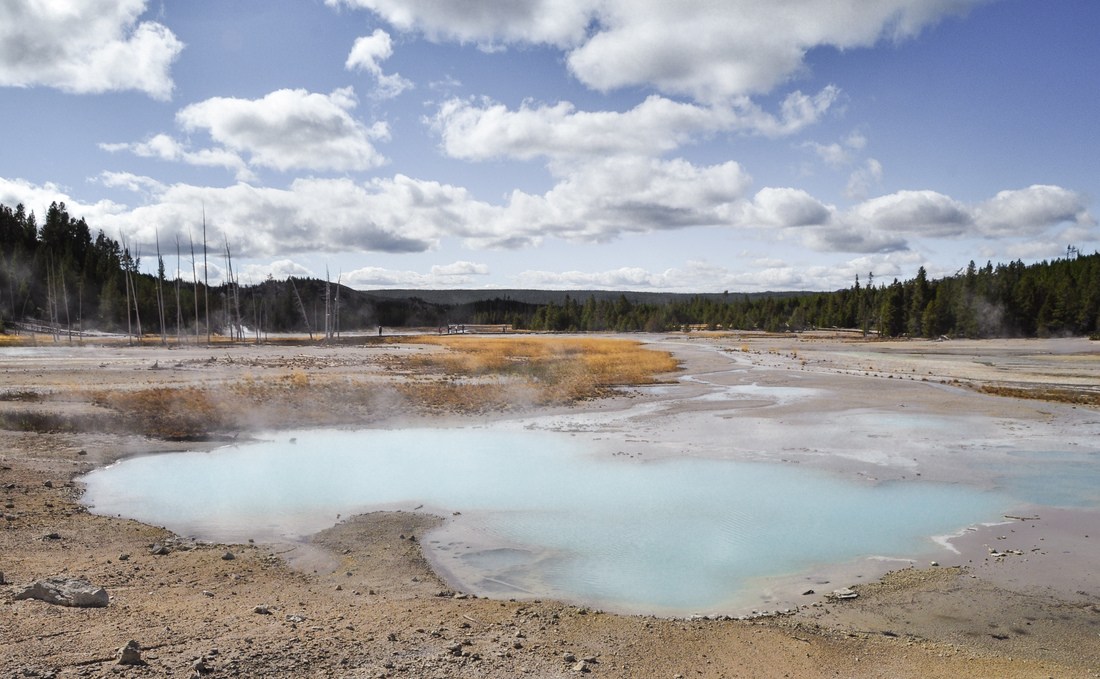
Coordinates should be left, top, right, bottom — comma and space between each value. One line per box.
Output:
329, 0, 984, 101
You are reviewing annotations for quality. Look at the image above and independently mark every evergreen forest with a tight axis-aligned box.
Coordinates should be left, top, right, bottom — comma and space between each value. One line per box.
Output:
3, 201, 1099, 340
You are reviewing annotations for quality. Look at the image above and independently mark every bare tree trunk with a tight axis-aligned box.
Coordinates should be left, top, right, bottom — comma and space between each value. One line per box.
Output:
189, 231, 199, 343
122, 242, 132, 345
223, 236, 243, 341
175, 235, 182, 344
45, 257, 58, 342
61, 272, 71, 344
155, 231, 167, 346
289, 277, 313, 341
335, 272, 341, 339
202, 206, 210, 344
324, 266, 331, 341
77, 273, 83, 344
127, 249, 143, 343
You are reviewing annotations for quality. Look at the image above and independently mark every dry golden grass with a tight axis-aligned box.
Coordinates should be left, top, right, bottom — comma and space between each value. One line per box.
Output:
977, 384, 1100, 408
13, 335, 679, 438
91, 387, 229, 439
396, 335, 679, 402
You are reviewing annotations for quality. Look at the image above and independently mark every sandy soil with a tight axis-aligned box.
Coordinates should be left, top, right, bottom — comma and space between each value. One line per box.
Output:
1, 332, 1098, 677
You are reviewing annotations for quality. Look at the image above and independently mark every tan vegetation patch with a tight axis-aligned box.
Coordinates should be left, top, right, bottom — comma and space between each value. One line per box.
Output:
977, 384, 1100, 407
385, 336, 678, 413
11, 336, 679, 437
88, 375, 396, 439
400, 335, 678, 388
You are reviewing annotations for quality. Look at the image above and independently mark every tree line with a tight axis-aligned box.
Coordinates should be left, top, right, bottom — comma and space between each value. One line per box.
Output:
2, 201, 1098, 340
495, 253, 1100, 338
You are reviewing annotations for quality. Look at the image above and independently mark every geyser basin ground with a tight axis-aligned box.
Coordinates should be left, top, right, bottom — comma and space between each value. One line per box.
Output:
81, 426, 1013, 616
9, 335, 1100, 675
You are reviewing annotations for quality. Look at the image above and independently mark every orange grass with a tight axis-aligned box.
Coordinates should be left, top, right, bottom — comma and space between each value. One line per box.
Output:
977, 384, 1100, 408
27, 336, 680, 438
394, 335, 679, 403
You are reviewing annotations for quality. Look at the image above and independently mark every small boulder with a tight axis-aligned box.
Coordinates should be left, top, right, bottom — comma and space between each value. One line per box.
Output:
221, 551, 235, 561
150, 544, 171, 556
14, 577, 109, 608
117, 640, 145, 666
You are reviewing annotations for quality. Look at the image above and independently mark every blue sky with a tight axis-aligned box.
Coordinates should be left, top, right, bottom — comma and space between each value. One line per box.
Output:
1, 0, 1097, 291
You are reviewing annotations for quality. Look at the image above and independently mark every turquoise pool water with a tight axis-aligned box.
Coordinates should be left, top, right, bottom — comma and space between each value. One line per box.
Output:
80, 427, 1012, 615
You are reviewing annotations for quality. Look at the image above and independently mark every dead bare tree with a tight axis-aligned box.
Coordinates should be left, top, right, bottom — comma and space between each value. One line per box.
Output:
324, 266, 331, 341
289, 277, 313, 341
189, 231, 199, 343
44, 255, 59, 342
60, 269, 71, 344
155, 230, 167, 346
223, 236, 244, 341
121, 236, 132, 344
334, 271, 342, 339
119, 233, 142, 344
129, 244, 143, 343
202, 207, 210, 344
175, 235, 183, 344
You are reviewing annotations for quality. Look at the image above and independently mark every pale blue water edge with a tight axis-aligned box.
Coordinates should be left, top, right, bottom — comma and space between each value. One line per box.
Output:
81, 427, 1013, 615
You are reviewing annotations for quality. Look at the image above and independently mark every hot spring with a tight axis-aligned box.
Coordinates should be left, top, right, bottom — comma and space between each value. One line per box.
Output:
80, 426, 1014, 616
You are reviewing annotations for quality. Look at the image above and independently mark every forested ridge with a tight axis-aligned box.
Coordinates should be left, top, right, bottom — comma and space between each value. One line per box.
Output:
3, 201, 1099, 339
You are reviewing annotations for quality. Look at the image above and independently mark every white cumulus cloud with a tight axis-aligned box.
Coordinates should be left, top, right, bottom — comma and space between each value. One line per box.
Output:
0, 0, 183, 99
100, 134, 253, 181
346, 261, 490, 288
329, 0, 982, 102
974, 185, 1095, 237
175, 87, 389, 173
429, 88, 839, 163
345, 29, 414, 98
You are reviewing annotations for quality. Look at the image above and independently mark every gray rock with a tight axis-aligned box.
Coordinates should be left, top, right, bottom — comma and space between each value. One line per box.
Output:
117, 640, 145, 666
221, 551, 235, 560
15, 577, 109, 608
150, 544, 171, 555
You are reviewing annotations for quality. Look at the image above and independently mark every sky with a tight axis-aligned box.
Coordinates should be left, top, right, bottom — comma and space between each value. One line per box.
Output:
1, 0, 1097, 292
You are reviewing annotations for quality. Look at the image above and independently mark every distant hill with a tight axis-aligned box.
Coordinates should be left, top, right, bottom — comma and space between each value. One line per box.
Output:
363, 288, 815, 306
